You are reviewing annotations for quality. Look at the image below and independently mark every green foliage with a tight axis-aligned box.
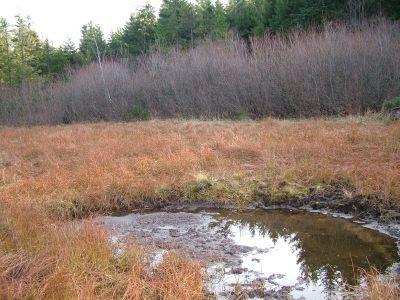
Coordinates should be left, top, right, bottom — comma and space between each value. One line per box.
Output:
383, 96, 400, 111
0, 15, 78, 85
0, 17, 13, 85
157, 0, 196, 49
108, 29, 126, 57
39, 40, 69, 77
62, 38, 83, 67
196, 0, 214, 38
0, 15, 44, 86
125, 105, 150, 121
79, 22, 106, 62
196, 0, 229, 40
262, 0, 344, 32
228, 0, 261, 37
232, 108, 251, 120
117, 4, 157, 56
11, 15, 43, 83
212, 1, 230, 39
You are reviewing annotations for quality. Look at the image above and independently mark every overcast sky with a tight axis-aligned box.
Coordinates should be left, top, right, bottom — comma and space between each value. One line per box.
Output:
1, 0, 164, 47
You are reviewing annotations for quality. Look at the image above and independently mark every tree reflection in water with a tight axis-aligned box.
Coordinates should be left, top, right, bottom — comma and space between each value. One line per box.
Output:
211, 209, 398, 294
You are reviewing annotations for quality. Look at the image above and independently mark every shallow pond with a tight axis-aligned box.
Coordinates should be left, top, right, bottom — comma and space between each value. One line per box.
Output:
100, 209, 399, 299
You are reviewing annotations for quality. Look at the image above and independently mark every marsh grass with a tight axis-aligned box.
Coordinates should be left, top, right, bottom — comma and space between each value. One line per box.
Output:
3, 117, 399, 212
0, 221, 204, 299
353, 268, 400, 300
0, 117, 399, 298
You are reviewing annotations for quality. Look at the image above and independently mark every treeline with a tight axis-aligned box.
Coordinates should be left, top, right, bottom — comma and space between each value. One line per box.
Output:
1, 0, 400, 86
1, 19, 399, 125
0, 16, 81, 86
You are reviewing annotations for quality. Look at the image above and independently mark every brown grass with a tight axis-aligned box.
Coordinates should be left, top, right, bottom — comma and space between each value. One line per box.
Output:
0, 117, 399, 298
354, 268, 400, 300
1, 117, 399, 214
0, 221, 204, 299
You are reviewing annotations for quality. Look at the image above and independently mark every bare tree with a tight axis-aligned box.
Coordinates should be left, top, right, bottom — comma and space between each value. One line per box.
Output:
1, 19, 400, 125
93, 35, 114, 108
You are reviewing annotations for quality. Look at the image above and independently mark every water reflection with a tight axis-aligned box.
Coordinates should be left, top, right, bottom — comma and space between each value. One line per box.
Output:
102, 208, 399, 299
211, 209, 399, 297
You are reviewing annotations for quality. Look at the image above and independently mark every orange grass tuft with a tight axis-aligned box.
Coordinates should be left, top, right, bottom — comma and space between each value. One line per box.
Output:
0, 221, 205, 299
354, 268, 400, 300
151, 253, 204, 300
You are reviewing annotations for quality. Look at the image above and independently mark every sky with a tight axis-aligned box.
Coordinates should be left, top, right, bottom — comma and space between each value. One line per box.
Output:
1, 0, 164, 47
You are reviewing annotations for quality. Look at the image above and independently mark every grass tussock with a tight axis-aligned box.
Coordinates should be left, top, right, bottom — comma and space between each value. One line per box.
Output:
0, 117, 399, 298
0, 221, 204, 299
354, 268, 400, 300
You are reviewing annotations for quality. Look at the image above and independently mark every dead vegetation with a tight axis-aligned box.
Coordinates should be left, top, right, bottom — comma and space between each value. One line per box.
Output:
1, 19, 400, 125
354, 268, 400, 300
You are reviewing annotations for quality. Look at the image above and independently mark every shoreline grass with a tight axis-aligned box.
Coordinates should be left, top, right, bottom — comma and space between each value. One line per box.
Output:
1, 117, 399, 216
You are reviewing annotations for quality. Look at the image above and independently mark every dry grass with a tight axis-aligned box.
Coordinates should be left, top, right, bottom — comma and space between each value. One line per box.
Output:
0, 221, 204, 299
0, 117, 399, 298
354, 268, 400, 300
1, 117, 399, 215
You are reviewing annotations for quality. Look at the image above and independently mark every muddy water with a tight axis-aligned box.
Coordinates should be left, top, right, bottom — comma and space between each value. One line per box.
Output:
100, 209, 399, 299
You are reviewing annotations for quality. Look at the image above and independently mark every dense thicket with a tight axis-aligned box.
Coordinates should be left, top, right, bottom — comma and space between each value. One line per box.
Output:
1, 19, 399, 125
1, 0, 400, 87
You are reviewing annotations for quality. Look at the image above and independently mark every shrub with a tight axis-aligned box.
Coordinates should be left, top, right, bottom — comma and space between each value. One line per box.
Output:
125, 105, 150, 121
1, 18, 400, 125
232, 108, 251, 121
383, 96, 400, 111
